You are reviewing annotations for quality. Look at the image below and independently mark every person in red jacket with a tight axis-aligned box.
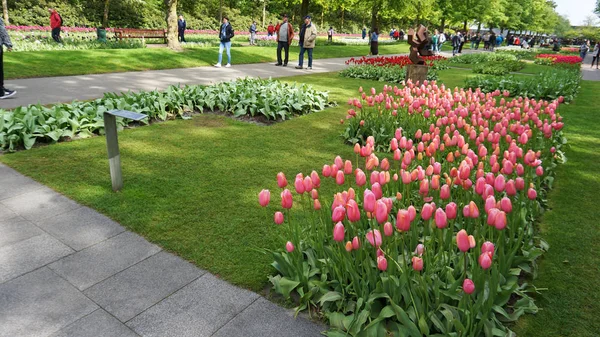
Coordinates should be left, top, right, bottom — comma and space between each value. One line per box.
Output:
49, 8, 62, 43
267, 22, 275, 36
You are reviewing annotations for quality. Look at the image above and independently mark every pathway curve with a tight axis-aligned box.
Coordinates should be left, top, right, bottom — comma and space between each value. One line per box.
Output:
1, 57, 352, 110
0, 162, 324, 336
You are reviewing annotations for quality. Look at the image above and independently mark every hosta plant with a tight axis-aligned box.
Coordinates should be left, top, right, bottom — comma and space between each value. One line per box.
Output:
340, 65, 439, 84
259, 83, 566, 336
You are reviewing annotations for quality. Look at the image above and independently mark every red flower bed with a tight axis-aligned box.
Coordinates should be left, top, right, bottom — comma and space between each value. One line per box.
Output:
536, 54, 582, 64
560, 47, 578, 53
346, 55, 446, 68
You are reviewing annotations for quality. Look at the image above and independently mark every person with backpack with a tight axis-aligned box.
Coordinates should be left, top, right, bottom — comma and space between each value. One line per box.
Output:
249, 21, 257, 45
215, 16, 234, 68
0, 18, 16, 99
178, 15, 186, 43
49, 8, 63, 43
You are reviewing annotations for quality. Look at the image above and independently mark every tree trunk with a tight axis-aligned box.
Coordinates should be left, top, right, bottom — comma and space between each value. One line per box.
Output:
103, 0, 110, 28
2, 0, 8, 25
440, 17, 445, 32
165, 0, 180, 50
370, 0, 381, 29
300, 0, 310, 24
262, 0, 266, 29
463, 20, 467, 32
219, 0, 223, 22
321, 10, 324, 28
476, 22, 481, 33
341, 7, 344, 32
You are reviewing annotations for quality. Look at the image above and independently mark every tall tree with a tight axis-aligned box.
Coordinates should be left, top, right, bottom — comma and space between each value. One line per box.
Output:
164, 0, 180, 49
104, 0, 110, 27
2, 0, 8, 24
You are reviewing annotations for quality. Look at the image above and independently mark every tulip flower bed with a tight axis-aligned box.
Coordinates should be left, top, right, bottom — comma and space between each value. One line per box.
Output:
0, 78, 331, 151
534, 54, 583, 64
7, 30, 145, 52
447, 53, 518, 64
345, 55, 447, 69
259, 82, 565, 336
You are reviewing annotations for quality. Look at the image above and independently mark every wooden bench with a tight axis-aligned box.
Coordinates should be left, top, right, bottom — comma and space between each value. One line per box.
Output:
114, 28, 167, 43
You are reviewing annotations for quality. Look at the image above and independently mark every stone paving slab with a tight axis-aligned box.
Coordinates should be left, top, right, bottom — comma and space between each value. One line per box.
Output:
49, 231, 162, 291
84, 251, 204, 322
50, 309, 139, 337
0, 216, 45, 248
126, 274, 259, 337
34, 206, 125, 251
0, 267, 98, 337
0, 206, 20, 222
2, 186, 81, 222
0, 233, 74, 283
212, 297, 324, 337
0, 170, 43, 201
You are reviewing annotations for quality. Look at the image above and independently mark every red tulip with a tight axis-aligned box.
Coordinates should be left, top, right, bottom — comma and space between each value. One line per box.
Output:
347, 199, 361, 222
274, 211, 284, 225
258, 189, 271, 207
445, 202, 457, 219
377, 255, 388, 271
366, 229, 382, 247
281, 189, 293, 209
286, 241, 295, 252
479, 252, 492, 269
383, 222, 394, 236
332, 205, 346, 222
277, 172, 288, 188
375, 200, 388, 224
363, 190, 376, 213
463, 278, 475, 294
352, 236, 360, 250
456, 229, 470, 252
412, 256, 423, 271
333, 222, 345, 242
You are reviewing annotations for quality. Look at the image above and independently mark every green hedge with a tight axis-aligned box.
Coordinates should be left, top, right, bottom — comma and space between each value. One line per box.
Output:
340, 65, 439, 83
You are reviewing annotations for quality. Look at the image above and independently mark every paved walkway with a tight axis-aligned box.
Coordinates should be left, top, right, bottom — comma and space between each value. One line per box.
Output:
1, 57, 350, 110
0, 163, 323, 336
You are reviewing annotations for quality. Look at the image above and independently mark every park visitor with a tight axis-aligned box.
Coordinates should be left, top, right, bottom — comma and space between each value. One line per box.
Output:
451, 31, 461, 56
275, 14, 294, 67
0, 18, 16, 99
438, 31, 446, 52
362, 27, 366, 39
249, 21, 257, 45
432, 29, 439, 54
296, 15, 317, 70
328, 26, 333, 42
215, 16, 234, 68
49, 8, 62, 43
370, 27, 379, 56
489, 32, 496, 51
580, 40, 590, 61
178, 15, 186, 42
457, 31, 465, 54
591, 42, 600, 69
267, 22, 275, 36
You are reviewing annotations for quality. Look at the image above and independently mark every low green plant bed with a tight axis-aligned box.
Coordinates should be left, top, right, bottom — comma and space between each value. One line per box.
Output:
466, 68, 581, 102
472, 60, 526, 76
0, 78, 332, 151
447, 53, 517, 64
494, 49, 538, 61
340, 65, 438, 83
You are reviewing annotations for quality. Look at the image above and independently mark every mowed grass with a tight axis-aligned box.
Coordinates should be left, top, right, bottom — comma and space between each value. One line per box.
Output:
0, 70, 598, 336
3, 43, 409, 80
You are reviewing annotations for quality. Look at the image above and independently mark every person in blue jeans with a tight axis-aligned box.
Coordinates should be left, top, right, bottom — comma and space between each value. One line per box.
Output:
215, 17, 234, 68
295, 15, 317, 70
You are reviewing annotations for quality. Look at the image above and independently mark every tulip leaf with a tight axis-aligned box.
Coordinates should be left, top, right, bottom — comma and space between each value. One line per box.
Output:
319, 291, 343, 305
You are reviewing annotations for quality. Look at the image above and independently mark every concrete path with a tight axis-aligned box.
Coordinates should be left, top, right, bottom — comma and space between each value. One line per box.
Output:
581, 52, 600, 81
0, 163, 324, 336
1, 57, 351, 110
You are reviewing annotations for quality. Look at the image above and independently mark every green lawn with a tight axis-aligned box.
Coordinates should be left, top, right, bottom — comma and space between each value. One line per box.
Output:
4, 43, 409, 80
0, 70, 598, 336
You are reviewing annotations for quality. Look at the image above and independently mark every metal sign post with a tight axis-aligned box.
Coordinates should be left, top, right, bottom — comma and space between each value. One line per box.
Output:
103, 110, 148, 192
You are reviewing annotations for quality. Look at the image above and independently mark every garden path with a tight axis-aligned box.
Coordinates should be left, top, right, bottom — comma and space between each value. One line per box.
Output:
581, 53, 600, 81
0, 56, 351, 110
0, 162, 325, 336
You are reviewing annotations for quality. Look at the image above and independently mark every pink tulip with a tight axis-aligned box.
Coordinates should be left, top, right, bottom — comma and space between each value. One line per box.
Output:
396, 209, 411, 231
415, 243, 425, 256
334, 155, 343, 168
407, 205, 417, 221
375, 200, 388, 224
332, 205, 346, 222
494, 210, 507, 230
434, 208, 448, 228
310, 171, 321, 188
352, 236, 360, 250
355, 169, 367, 186
311, 189, 319, 200
286, 241, 295, 252
281, 189, 293, 209
412, 256, 423, 271
485, 196, 496, 213
468, 201, 480, 218
333, 222, 345, 242
463, 278, 475, 294
440, 184, 451, 199
377, 255, 388, 271
313, 199, 321, 210
366, 229, 382, 247
371, 182, 383, 199
421, 203, 434, 221
363, 190, 377, 213
528, 188, 537, 200
335, 171, 345, 185
344, 160, 353, 175
515, 177, 525, 191
277, 172, 288, 188
468, 235, 476, 248
345, 241, 353, 252
274, 211, 284, 224
500, 197, 512, 213
445, 202, 457, 219
346, 199, 361, 222
456, 229, 470, 252
258, 189, 271, 207
294, 177, 305, 194
487, 208, 499, 226
384, 222, 394, 236
481, 241, 495, 257
479, 252, 492, 269
303, 177, 313, 192
494, 174, 506, 192
322, 165, 332, 177
505, 179, 517, 196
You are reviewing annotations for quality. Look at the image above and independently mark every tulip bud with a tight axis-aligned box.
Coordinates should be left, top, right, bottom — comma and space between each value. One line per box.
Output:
332, 205, 346, 222
276, 172, 288, 188
346, 199, 361, 222
468, 235, 476, 248
286, 241, 295, 253
355, 169, 367, 186
363, 190, 376, 213
528, 187, 537, 200
377, 255, 388, 271
281, 189, 293, 209
411, 256, 423, 271
456, 229, 470, 252
333, 222, 345, 242
479, 252, 492, 269
375, 200, 388, 224
445, 202, 457, 219
500, 197, 512, 213
274, 211, 284, 225
463, 278, 475, 294
352, 236, 360, 250
481, 241, 495, 257
294, 177, 305, 194
258, 189, 271, 207
366, 229, 382, 247
335, 171, 345, 185
313, 199, 321, 210
415, 243, 425, 256
383, 222, 394, 236
345, 241, 353, 252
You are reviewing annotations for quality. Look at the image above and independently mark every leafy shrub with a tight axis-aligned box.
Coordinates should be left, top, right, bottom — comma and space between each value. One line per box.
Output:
8, 31, 145, 51
346, 55, 447, 67
533, 57, 554, 66
494, 49, 537, 60
465, 68, 581, 102
0, 78, 332, 151
447, 53, 517, 64
261, 84, 566, 336
472, 60, 525, 76
340, 65, 439, 84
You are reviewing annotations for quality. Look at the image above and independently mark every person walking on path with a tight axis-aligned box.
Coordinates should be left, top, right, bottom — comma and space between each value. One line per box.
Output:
249, 21, 257, 45
296, 15, 317, 70
178, 15, 186, 43
580, 40, 590, 62
438, 31, 446, 52
0, 18, 16, 99
458, 31, 465, 54
215, 17, 234, 68
370, 27, 379, 56
328, 26, 333, 43
362, 27, 366, 40
267, 22, 275, 36
489, 32, 496, 52
275, 14, 294, 67
432, 29, 439, 54
49, 8, 62, 43
591, 42, 600, 69
452, 32, 461, 56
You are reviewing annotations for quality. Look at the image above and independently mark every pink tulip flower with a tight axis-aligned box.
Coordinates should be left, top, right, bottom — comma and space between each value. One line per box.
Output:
445, 202, 457, 219
500, 197, 512, 213
313, 199, 321, 210
481, 241, 495, 257
415, 243, 425, 256
494, 210, 507, 230
286, 241, 295, 252
294, 177, 305, 194
355, 169, 367, 186
303, 177, 313, 193
335, 171, 345, 185
277, 172, 288, 188
375, 200, 388, 224
456, 229, 470, 252
440, 184, 451, 200
468, 235, 476, 248
345, 241, 353, 252
463, 278, 475, 294
281, 189, 293, 209
364, 190, 376, 213
258, 189, 271, 207
377, 255, 388, 271
333, 222, 345, 242
274, 211, 284, 225
346, 199, 361, 222
384, 222, 394, 236
528, 187, 537, 200
322, 165, 332, 177
421, 203, 434, 221
366, 229, 383, 247
332, 205, 346, 222
352, 236, 360, 250
479, 252, 492, 269
435, 208, 448, 228
412, 256, 423, 271
396, 209, 411, 231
